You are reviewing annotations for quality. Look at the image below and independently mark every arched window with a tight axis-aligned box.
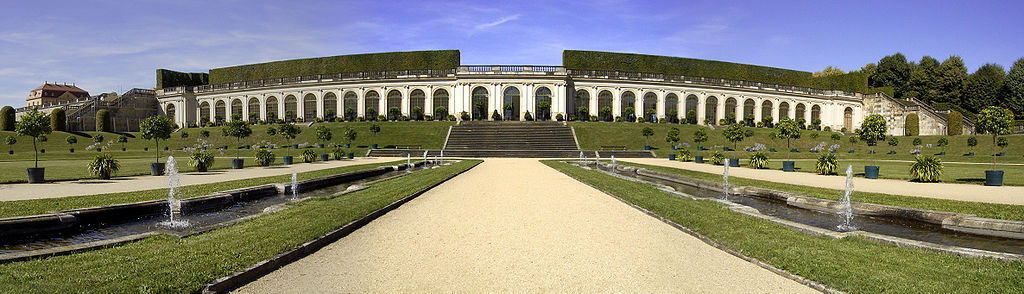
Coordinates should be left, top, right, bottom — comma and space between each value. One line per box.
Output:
742, 99, 755, 125
665, 93, 679, 123
574, 90, 590, 121
165, 104, 175, 120
535, 87, 552, 121
215, 100, 227, 122
303, 94, 317, 121
598, 90, 613, 121
364, 91, 379, 121
779, 102, 790, 120
811, 104, 821, 128
795, 103, 807, 125
471, 87, 488, 120
248, 98, 260, 122
343, 92, 358, 121
199, 101, 211, 123
323, 92, 337, 120
432, 89, 449, 120
642, 92, 657, 121
705, 96, 718, 125
503, 87, 520, 121
386, 90, 402, 120
761, 100, 773, 126
231, 99, 243, 121
844, 107, 854, 132
724, 97, 738, 123
265, 96, 279, 121
410, 89, 426, 120
621, 91, 636, 121
284, 95, 297, 121
684, 95, 699, 124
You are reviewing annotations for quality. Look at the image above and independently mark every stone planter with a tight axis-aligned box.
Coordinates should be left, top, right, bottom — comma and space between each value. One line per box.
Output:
283, 156, 293, 165
783, 161, 795, 172
985, 170, 1004, 186
26, 167, 45, 183
151, 163, 165, 176
232, 159, 244, 169
864, 166, 880, 179
694, 156, 704, 163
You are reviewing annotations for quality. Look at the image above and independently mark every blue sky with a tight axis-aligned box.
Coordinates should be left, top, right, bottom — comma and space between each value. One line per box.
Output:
1, 0, 1022, 106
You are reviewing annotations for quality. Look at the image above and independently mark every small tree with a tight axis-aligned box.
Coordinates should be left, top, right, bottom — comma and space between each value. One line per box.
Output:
723, 123, 745, 150
342, 128, 357, 146
94, 134, 105, 144
66, 135, 77, 149
665, 127, 680, 147
140, 115, 174, 164
315, 125, 332, 146
937, 137, 949, 153
117, 135, 128, 150
15, 110, 52, 168
640, 126, 654, 147
774, 118, 801, 150
200, 130, 210, 138
887, 137, 899, 149
693, 128, 708, 148
5, 136, 15, 153
997, 137, 1009, 153
277, 123, 302, 156
222, 119, 253, 159
967, 136, 978, 153
859, 114, 887, 162
369, 124, 380, 138
434, 106, 448, 120
975, 106, 1014, 170
912, 138, 922, 147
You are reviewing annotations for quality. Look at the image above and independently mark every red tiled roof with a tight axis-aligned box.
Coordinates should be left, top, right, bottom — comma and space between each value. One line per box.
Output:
32, 83, 88, 93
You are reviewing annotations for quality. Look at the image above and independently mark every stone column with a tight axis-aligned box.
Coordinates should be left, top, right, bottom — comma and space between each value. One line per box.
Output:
696, 94, 706, 125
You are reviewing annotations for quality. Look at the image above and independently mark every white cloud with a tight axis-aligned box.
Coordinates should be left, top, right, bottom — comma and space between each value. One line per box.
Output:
472, 14, 521, 33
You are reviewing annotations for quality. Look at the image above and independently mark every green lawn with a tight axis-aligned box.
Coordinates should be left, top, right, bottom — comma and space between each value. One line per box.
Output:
0, 159, 407, 219
768, 158, 1024, 186
0, 121, 452, 183
617, 160, 1024, 222
544, 160, 1024, 293
0, 159, 479, 293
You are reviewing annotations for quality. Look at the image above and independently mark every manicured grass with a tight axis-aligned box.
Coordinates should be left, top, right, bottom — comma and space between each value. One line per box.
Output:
570, 121, 1024, 164
0, 121, 452, 183
0, 160, 408, 219
617, 160, 1024, 222
0, 159, 479, 293
770, 158, 1024, 186
544, 160, 1024, 293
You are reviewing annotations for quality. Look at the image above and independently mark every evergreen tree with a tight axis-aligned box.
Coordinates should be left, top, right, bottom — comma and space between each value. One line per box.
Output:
870, 53, 912, 96
935, 56, 968, 106
1004, 58, 1024, 116
907, 56, 941, 102
964, 63, 1007, 112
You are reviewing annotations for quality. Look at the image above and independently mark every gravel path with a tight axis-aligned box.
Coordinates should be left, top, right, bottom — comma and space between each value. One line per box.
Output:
0, 157, 398, 201
627, 158, 1024, 205
235, 158, 814, 293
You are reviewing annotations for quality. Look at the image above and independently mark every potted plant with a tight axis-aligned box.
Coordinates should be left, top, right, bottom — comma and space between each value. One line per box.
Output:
66, 135, 77, 153
974, 106, 1014, 186
93, 134, 104, 152
709, 150, 724, 165
693, 128, 708, 151
117, 135, 128, 151
189, 150, 215, 172
140, 115, 174, 176
723, 123, 744, 152
15, 110, 51, 182
815, 149, 839, 175
223, 118, 252, 169
254, 148, 275, 167
641, 127, 654, 150
368, 124, 380, 148
315, 125, 332, 161
5, 136, 14, 155
967, 136, 977, 156
910, 155, 943, 182
936, 137, 948, 155
887, 137, 899, 154
37, 135, 46, 154
301, 149, 317, 163
749, 145, 769, 169
277, 123, 301, 164
87, 153, 120, 179
343, 128, 357, 148
677, 144, 692, 162
665, 127, 680, 153
331, 148, 345, 160
997, 137, 1008, 157
859, 114, 886, 179
774, 118, 801, 171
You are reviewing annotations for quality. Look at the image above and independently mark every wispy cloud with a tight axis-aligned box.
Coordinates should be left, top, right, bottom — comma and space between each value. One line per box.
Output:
473, 14, 520, 32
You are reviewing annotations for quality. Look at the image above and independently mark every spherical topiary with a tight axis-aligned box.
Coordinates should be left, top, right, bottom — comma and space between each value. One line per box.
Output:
909, 155, 943, 182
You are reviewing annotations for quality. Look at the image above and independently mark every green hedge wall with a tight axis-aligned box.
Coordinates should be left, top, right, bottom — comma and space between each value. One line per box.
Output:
156, 69, 209, 89
905, 113, 919, 136
96, 109, 110, 132
208, 50, 460, 84
947, 111, 963, 135
0, 106, 13, 131
563, 50, 876, 94
50, 108, 66, 132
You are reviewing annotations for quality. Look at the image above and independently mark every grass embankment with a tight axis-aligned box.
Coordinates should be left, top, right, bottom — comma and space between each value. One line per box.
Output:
0, 160, 408, 219
618, 160, 1024, 222
765, 158, 1024, 186
0, 159, 479, 293
0, 121, 451, 183
544, 160, 1024, 293
570, 121, 1023, 163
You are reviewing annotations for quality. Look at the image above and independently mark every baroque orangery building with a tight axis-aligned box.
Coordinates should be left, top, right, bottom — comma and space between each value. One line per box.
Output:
156, 50, 959, 136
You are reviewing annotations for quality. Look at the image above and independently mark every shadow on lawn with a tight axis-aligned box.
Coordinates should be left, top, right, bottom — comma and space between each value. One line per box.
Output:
955, 178, 986, 184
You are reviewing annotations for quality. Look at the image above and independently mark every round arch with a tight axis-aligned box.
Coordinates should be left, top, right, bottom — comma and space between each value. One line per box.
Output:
844, 107, 854, 132
230, 99, 243, 121
642, 92, 658, 122
811, 104, 822, 129
432, 89, 449, 120
684, 94, 699, 124
409, 89, 426, 120
795, 103, 807, 125
503, 86, 521, 121
165, 103, 175, 120
265, 96, 279, 121
665, 93, 679, 123
343, 92, 358, 121
621, 91, 636, 121
302, 94, 317, 122
386, 90, 402, 120
247, 97, 260, 122
535, 87, 552, 121
574, 89, 590, 121
284, 95, 297, 121
199, 101, 211, 123
597, 90, 613, 121
471, 86, 489, 120
364, 90, 380, 121
323, 92, 337, 121
705, 96, 719, 125
779, 102, 791, 120
742, 98, 756, 125
760, 100, 773, 126
215, 100, 227, 123
724, 97, 738, 123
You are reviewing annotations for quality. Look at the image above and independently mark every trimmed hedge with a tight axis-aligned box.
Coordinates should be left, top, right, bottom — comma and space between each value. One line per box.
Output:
208, 50, 461, 84
905, 113, 919, 136
563, 50, 875, 94
947, 111, 963, 136
156, 69, 209, 89
0, 106, 13, 131
96, 109, 111, 132
50, 108, 66, 131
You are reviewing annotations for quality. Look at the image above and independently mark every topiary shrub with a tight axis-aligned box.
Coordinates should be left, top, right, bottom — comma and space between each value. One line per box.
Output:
947, 111, 963, 135
254, 149, 275, 166
909, 155, 943, 182
912, 138, 922, 146
815, 152, 838, 175
50, 108, 66, 131
301, 149, 317, 163
709, 150, 724, 165
749, 152, 769, 169
96, 109, 111, 132
905, 113, 919, 136
831, 133, 841, 141
0, 106, 14, 131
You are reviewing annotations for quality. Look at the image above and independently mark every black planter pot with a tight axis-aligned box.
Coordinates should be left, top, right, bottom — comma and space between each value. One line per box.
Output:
345, 143, 351, 148
371, 143, 378, 149
671, 145, 677, 150
985, 170, 1004, 186
783, 161, 795, 172
697, 146, 704, 151
121, 148, 126, 152
769, 148, 776, 152
790, 148, 798, 152
96, 147, 102, 152
644, 145, 651, 150
232, 158, 244, 169
668, 154, 676, 160
938, 151, 946, 155
317, 144, 324, 149
728, 158, 739, 167
196, 166, 208, 172
967, 152, 975, 156
723, 147, 729, 151
40, 149, 44, 154
26, 167, 45, 183
864, 166, 880, 179
164, 147, 169, 151
151, 163, 165, 176
694, 156, 704, 163
98, 172, 111, 180
7, 150, 12, 155
293, 144, 299, 149
346, 152, 354, 159
144, 147, 149, 151
283, 156, 293, 165
320, 154, 329, 161
69, 148, 74, 153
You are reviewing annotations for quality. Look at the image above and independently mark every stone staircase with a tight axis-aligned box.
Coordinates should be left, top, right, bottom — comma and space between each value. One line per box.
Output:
367, 121, 654, 158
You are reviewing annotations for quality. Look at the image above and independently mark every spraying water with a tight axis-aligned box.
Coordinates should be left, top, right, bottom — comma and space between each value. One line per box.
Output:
579, 151, 584, 163
837, 164, 857, 231
611, 155, 616, 170
423, 150, 429, 169
291, 171, 299, 201
160, 156, 189, 228
722, 158, 730, 200
407, 154, 412, 173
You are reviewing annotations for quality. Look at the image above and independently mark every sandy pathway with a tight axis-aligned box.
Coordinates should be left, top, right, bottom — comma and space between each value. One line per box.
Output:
627, 158, 1024, 206
0, 157, 397, 201
235, 159, 814, 293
